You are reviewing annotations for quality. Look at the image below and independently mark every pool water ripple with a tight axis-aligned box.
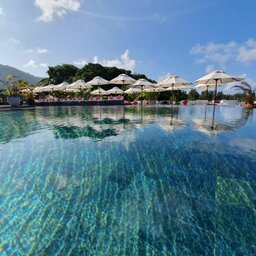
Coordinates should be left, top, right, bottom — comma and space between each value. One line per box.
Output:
0, 105, 255, 255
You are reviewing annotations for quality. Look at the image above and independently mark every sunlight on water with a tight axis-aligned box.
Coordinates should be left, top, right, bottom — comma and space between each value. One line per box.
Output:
0, 105, 255, 255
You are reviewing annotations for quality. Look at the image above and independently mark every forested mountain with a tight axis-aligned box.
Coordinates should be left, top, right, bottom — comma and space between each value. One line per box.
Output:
0, 64, 42, 89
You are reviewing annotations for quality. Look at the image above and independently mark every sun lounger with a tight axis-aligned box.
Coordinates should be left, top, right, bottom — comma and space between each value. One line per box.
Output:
219, 100, 239, 105
195, 100, 209, 105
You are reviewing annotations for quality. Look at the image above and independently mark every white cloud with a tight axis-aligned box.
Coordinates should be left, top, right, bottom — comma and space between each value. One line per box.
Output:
39, 63, 48, 67
9, 38, 20, 44
24, 60, 48, 69
205, 64, 215, 73
195, 58, 206, 64
190, 41, 237, 66
191, 39, 256, 67
245, 38, 256, 48
92, 50, 136, 71
25, 47, 49, 54
37, 47, 49, 54
237, 39, 256, 64
25, 49, 34, 53
0, 7, 4, 15
73, 58, 87, 66
24, 59, 38, 68
237, 48, 256, 64
35, 0, 81, 22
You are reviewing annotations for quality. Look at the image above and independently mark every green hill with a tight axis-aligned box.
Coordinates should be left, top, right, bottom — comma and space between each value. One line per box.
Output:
0, 64, 43, 89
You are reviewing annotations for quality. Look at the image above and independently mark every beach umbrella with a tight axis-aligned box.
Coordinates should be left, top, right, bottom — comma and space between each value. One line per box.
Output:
194, 83, 221, 100
157, 75, 192, 105
86, 76, 109, 88
143, 86, 164, 93
68, 79, 92, 90
124, 88, 142, 94
66, 88, 80, 93
165, 84, 193, 91
158, 75, 192, 89
195, 70, 243, 100
129, 79, 156, 104
52, 82, 69, 91
87, 77, 109, 98
110, 74, 136, 86
129, 84, 143, 90
194, 83, 219, 90
111, 74, 136, 97
195, 70, 244, 127
90, 88, 107, 96
41, 84, 55, 92
106, 87, 124, 95
165, 84, 193, 102
33, 86, 44, 93
132, 78, 155, 89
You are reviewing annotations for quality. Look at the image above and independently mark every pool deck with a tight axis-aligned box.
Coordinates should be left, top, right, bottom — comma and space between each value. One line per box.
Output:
0, 105, 36, 111
0, 100, 124, 110
35, 99, 124, 106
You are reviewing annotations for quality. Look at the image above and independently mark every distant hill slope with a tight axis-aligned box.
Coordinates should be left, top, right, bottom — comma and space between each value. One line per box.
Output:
0, 64, 43, 89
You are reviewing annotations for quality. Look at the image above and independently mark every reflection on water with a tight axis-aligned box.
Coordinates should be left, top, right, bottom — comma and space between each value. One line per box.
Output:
54, 126, 118, 140
0, 105, 253, 143
0, 105, 256, 255
0, 110, 41, 144
192, 105, 253, 136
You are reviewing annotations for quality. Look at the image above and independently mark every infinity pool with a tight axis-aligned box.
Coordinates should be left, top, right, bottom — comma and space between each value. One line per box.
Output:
0, 105, 255, 255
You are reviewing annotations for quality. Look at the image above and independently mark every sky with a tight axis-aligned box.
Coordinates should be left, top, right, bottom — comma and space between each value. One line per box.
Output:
1, 0, 256, 88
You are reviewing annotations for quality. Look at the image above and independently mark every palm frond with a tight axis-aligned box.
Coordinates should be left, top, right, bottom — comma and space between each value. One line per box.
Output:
241, 81, 252, 90
231, 81, 252, 93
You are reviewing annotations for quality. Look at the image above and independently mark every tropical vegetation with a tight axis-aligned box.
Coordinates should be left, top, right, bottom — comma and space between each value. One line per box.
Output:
35, 63, 155, 87
0, 63, 253, 104
32, 63, 245, 102
0, 75, 35, 105
232, 81, 255, 104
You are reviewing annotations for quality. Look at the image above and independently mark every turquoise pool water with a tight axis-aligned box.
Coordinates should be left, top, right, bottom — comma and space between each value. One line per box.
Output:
0, 105, 255, 255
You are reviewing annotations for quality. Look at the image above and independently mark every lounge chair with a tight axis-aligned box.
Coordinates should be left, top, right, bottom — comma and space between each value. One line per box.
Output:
219, 100, 238, 105
195, 100, 208, 105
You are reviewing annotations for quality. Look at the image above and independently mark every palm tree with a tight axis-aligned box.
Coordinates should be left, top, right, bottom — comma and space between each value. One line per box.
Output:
232, 80, 255, 94
232, 81, 255, 108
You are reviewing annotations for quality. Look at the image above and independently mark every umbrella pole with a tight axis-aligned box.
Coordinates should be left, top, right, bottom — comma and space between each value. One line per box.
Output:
172, 84, 174, 105
211, 79, 218, 129
141, 86, 143, 105
122, 80, 125, 99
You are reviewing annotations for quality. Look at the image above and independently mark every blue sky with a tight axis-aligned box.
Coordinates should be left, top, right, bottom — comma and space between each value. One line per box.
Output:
1, 0, 256, 86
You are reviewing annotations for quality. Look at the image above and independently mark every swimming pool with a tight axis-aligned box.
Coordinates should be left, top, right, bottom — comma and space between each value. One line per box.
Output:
0, 105, 255, 255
